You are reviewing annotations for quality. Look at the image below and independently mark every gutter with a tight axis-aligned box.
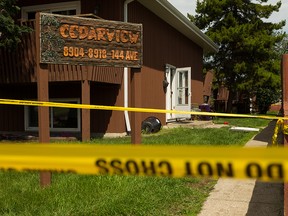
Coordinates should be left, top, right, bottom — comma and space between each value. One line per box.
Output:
123, 0, 134, 134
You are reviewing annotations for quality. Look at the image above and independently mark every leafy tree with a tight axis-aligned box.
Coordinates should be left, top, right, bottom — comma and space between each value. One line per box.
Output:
0, 0, 31, 48
189, 0, 286, 112
256, 87, 280, 114
275, 33, 288, 57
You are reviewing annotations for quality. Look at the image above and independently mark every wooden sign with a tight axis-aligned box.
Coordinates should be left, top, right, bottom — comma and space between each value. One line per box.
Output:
39, 13, 142, 67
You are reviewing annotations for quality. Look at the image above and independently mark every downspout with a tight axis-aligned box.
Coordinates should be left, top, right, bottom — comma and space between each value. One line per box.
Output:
123, 0, 134, 134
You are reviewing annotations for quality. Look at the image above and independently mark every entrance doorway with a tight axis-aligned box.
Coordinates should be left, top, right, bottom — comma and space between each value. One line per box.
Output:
165, 65, 191, 121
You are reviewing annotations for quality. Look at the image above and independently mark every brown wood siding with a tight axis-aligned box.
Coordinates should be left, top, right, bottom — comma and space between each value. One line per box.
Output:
1, 0, 207, 134
0, 20, 123, 84
0, 84, 36, 132
0, 105, 24, 132
89, 67, 123, 84
138, 66, 166, 124
18, 0, 123, 20
18, 0, 73, 8
90, 82, 125, 133
81, 0, 122, 21
0, 20, 36, 84
129, 2, 203, 73
127, 2, 204, 123
48, 65, 123, 84
0, 81, 124, 134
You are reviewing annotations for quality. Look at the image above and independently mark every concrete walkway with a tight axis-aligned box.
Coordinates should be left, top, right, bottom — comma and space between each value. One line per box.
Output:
198, 120, 284, 216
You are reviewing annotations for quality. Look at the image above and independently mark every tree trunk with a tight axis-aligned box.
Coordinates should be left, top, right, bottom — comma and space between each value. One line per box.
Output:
226, 90, 235, 113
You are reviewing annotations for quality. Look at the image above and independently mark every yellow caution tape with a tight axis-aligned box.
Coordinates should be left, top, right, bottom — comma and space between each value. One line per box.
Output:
0, 98, 286, 120
272, 119, 283, 147
0, 143, 287, 182
272, 119, 288, 146
1, 98, 288, 182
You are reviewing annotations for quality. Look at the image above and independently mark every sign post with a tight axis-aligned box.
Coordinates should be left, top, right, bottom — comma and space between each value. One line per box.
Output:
35, 13, 51, 186
282, 54, 288, 215
131, 67, 142, 144
35, 12, 143, 185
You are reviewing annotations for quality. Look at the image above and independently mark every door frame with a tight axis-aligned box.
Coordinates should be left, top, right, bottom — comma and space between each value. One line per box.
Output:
165, 65, 191, 122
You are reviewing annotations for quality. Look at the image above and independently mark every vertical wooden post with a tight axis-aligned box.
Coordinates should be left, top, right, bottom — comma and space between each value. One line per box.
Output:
282, 54, 288, 215
81, 66, 91, 141
131, 67, 142, 144
35, 13, 51, 187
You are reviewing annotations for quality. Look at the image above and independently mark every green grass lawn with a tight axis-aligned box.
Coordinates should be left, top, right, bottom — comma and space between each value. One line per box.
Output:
89, 126, 258, 146
0, 117, 271, 216
212, 116, 273, 128
0, 172, 215, 216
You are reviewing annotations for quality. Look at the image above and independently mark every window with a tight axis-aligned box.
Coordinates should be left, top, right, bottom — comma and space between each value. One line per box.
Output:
25, 99, 80, 132
21, 1, 81, 20
177, 70, 189, 105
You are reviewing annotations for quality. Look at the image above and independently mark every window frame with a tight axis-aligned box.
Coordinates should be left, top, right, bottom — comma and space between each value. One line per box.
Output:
24, 98, 81, 132
21, 1, 81, 20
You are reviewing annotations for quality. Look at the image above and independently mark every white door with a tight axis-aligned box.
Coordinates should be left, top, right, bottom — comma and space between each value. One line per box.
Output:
165, 65, 176, 121
166, 66, 191, 121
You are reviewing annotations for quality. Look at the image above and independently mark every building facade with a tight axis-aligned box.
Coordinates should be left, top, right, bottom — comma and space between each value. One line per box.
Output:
0, 0, 218, 138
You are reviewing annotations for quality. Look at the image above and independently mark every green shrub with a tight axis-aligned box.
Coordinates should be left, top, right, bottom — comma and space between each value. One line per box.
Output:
256, 88, 280, 114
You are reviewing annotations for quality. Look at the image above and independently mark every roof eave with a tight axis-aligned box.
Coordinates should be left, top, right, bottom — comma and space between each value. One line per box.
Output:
137, 0, 219, 54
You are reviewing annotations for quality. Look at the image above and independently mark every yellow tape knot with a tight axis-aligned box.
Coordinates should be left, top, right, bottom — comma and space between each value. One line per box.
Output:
272, 119, 288, 147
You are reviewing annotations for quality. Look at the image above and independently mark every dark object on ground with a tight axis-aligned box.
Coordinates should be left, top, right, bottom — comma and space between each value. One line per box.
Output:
199, 103, 212, 120
0, 134, 36, 141
141, 116, 162, 134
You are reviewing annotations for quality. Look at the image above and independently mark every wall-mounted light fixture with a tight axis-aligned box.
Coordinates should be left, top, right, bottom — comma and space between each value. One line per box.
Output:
93, 5, 100, 15
163, 79, 169, 89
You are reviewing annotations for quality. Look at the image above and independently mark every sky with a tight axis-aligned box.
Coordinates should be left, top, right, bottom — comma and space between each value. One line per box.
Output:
168, 0, 288, 33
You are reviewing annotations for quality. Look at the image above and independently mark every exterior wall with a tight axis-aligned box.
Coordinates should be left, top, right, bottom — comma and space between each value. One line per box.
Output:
82, 0, 122, 21
48, 65, 123, 84
0, 84, 34, 132
138, 66, 166, 123
128, 2, 204, 124
0, 0, 206, 134
18, 0, 122, 21
0, 83, 81, 132
192, 80, 205, 105
0, 83, 51, 133
0, 0, 126, 134
0, 20, 123, 85
90, 82, 125, 133
18, 0, 72, 7
0, 104, 24, 132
